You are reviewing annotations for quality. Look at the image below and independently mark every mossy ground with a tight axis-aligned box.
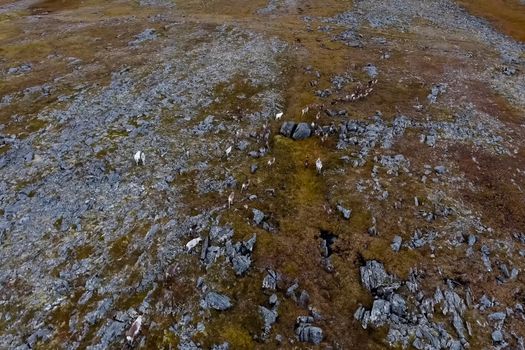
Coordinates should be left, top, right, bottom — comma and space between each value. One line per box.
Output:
2, 0, 525, 348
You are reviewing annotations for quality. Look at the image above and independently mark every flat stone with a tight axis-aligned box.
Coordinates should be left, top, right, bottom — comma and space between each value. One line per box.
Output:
202, 292, 232, 311
129, 28, 157, 45
488, 312, 506, 322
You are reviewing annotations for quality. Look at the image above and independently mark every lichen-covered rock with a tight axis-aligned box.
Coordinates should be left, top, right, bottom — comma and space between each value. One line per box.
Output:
360, 260, 399, 295
201, 292, 232, 311
336, 205, 352, 220
252, 208, 266, 225
232, 254, 251, 276
391, 236, 402, 252
263, 270, 280, 290
295, 317, 324, 345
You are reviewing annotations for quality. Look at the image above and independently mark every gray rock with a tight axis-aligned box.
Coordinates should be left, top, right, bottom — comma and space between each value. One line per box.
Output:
26, 327, 52, 348
492, 330, 503, 343
286, 282, 299, 299
243, 234, 257, 253
502, 66, 516, 76
129, 28, 157, 46
363, 64, 378, 78
201, 243, 219, 266
269, 294, 278, 306
237, 140, 249, 151
354, 305, 366, 322
232, 254, 251, 276
391, 236, 402, 252
450, 340, 462, 350
280, 122, 296, 137
336, 205, 352, 220
259, 306, 278, 329
320, 239, 329, 258
262, 270, 280, 290
425, 134, 437, 147
85, 298, 113, 325
452, 313, 465, 338
90, 318, 127, 349
390, 293, 406, 317
479, 295, 494, 310
434, 165, 446, 174
427, 83, 447, 104
201, 292, 232, 311
252, 209, 266, 225
369, 299, 391, 325
292, 123, 311, 140
360, 260, 398, 295
212, 343, 230, 350
499, 263, 510, 279
335, 30, 363, 47
210, 225, 233, 242
356, 306, 371, 329
7, 63, 32, 75
481, 245, 492, 272
178, 341, 200, 350
193, 115, 215, 135
488, 312, 506, 322
295, 318, 324, 345
298, 290, 310, 308
443, 288, 466, 316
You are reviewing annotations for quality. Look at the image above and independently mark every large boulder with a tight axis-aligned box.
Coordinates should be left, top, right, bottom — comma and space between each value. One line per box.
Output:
295, 317, 324, 345
292, 123, 311, 140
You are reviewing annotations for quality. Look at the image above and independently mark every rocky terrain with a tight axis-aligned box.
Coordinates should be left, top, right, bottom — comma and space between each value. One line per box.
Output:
1, 0, 525, 349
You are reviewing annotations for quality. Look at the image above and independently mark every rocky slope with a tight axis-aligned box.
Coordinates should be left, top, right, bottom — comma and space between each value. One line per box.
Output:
1, 0, 525, 349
